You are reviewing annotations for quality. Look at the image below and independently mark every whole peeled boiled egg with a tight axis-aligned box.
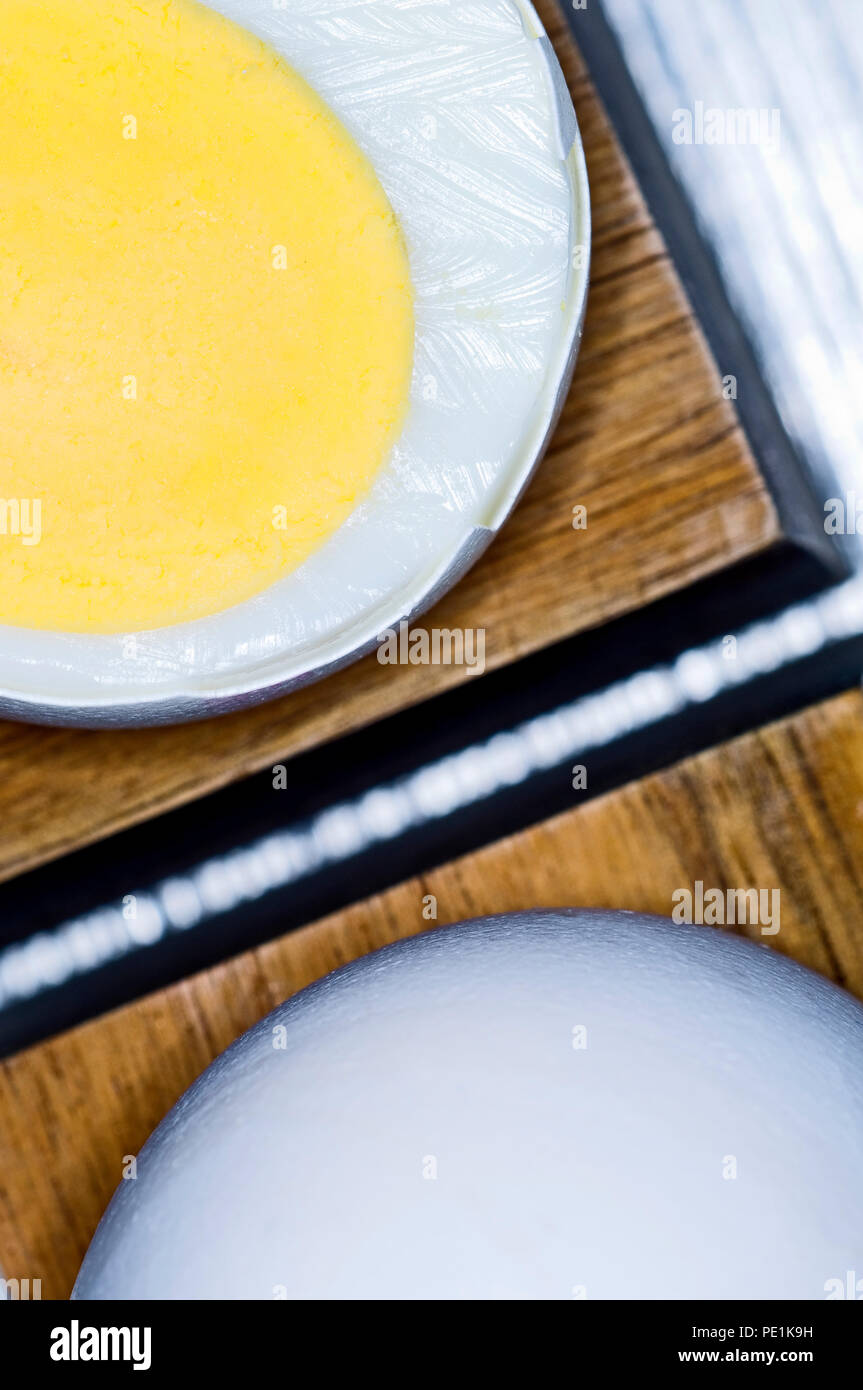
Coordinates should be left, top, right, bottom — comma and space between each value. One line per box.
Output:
73, 910, 863, 1300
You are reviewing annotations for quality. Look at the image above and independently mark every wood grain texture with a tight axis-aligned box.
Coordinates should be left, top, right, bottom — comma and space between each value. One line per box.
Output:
2, 690, 863, 1297
0, 4, 780, 886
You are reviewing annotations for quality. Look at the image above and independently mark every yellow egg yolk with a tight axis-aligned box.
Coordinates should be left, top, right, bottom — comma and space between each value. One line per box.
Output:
0, 0, 414, 632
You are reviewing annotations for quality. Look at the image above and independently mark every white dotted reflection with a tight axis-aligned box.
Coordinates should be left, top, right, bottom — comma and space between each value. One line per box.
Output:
0, 579, 860, 1011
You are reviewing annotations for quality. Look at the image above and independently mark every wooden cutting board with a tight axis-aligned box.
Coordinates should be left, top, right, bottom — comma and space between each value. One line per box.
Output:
0, 0, 793, 887
1, 689, 862, 1298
